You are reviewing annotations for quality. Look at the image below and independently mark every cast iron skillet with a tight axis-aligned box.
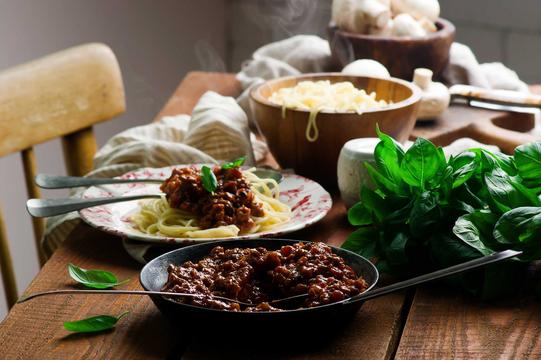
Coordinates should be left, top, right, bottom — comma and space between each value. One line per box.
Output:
140, 238, 518, 332
140, 238, 377, 329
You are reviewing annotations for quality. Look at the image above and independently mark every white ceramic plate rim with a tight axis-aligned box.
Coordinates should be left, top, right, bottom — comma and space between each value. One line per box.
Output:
79, 165, 332, 245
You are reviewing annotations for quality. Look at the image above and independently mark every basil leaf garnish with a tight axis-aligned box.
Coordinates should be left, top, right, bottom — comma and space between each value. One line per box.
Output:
68, 263, 129, 289
201, 165, 218, 193
222, 156, 246, 170
64, 312, 129, 333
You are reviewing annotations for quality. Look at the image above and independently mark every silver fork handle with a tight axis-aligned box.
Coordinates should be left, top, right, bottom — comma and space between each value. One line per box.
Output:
26, 194, 161, 217
35, 174, 162, 189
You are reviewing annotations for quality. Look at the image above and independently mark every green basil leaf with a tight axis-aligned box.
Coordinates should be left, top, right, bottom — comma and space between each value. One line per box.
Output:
68, 263, 129, 289
484, 168, 540, 213
360, 186, 390, 222
384, 232, 409, 270
64, 312, 129, 333
375, 126, 405, 186
515, 142, 541, 187
400, 138, 443, 189
222, 156, 246, 170
347, 201, 372, 226
473, 148, 517, 176
409, 191, 441, 236
201, 165, 218, 193
493, 207, 541, 260
364, 162, 401, 195
450, 151, 479, 188
452, 212, 496, 256
341, 226, 379, 259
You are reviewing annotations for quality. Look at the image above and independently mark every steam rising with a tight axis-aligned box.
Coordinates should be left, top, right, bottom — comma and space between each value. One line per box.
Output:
239, 0, 332, 39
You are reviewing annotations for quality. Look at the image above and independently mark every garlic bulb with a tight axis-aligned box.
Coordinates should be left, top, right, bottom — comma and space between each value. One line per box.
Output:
413, 68, 450, 120
392, 13, 427, 37
391, 0, 440, 22
342, 59, 391, 78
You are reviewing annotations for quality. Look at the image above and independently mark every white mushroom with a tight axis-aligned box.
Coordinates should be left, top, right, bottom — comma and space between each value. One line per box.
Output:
418, 17, 437, 33
413, 68, 450, 120
342, 59, 391, 78
369, 18, 395, 36
332, 0, 392, 33
391, 0, 440, 22
392, 13, 427, 37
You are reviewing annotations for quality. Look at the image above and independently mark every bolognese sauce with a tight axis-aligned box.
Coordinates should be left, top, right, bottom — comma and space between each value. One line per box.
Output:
161, 242, 368, 311
160, 166, 265, 232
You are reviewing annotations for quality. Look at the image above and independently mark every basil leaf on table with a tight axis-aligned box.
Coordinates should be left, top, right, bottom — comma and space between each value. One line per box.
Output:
222, 156, 246, 170
64, 312, 129, 333
201, 165, 218, 193
68, 263, 129, 289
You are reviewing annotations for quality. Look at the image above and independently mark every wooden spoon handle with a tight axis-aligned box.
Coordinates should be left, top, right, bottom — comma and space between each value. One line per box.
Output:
463, 121, 540, 154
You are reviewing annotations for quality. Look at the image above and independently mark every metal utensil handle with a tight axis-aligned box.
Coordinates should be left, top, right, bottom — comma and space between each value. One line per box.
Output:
345, 249, 522, 304
35, 174, 162, 189
17, 289, 252, 306
26, 194, 161, 217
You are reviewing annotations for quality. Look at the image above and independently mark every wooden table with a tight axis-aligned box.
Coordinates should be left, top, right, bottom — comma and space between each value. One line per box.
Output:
1, 72, 540, 359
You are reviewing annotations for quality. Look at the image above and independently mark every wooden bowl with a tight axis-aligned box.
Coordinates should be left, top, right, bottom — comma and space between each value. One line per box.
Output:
328, 18, 455, 80
250, 73, 421, 188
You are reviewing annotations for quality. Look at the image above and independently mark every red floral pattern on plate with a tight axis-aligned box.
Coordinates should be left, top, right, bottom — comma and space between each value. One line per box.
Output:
80, 165, 332, 245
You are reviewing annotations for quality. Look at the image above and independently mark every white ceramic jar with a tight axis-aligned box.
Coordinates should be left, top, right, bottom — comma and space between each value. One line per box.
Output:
337, 138, 381, 208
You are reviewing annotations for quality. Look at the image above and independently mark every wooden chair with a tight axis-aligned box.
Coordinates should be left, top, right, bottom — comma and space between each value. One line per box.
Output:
0, 43, 126, 309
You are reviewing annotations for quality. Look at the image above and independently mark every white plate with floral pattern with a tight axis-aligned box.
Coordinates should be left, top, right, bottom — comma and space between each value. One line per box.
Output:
79, 165, 332, 245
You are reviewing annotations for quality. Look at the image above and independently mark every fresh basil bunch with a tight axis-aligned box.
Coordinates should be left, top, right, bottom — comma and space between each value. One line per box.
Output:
342, 128, 541, 298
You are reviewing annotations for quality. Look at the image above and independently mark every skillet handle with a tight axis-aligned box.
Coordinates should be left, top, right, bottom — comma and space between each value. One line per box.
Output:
344, 249, 522, 304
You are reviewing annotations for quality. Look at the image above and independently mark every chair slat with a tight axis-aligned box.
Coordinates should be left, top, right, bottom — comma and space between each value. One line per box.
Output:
21, 148, 46, 266
61, 127, 98, 177
0, 205, 18, 308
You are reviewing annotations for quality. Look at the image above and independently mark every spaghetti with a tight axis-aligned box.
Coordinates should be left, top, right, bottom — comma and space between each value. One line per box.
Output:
131, 166, 291, 238
269, 80, 389, 142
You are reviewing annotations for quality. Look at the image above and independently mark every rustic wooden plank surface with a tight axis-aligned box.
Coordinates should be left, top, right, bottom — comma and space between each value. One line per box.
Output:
395, 286, 541, 360
0, 226, 176, 360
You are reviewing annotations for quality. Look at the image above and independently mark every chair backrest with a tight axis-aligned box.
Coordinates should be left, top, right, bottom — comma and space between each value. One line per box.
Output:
0, 43, 126, 308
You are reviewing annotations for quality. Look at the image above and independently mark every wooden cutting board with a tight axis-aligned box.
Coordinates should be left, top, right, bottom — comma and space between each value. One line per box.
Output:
411, 99, 540, 154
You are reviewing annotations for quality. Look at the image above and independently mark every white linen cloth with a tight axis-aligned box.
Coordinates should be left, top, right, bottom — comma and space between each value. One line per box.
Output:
43, 91, 266, 256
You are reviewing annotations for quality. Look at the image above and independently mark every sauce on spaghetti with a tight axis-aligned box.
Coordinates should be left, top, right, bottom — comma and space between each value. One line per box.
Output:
162, 242, 368, 311
160, 166, 265, 232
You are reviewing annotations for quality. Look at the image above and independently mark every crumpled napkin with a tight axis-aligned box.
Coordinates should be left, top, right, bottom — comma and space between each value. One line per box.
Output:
442, 43, 529, 93
43, 91, 266, 256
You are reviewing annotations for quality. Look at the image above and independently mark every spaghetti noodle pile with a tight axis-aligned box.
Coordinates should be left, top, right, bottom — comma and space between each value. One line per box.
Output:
268, 80, 388, 142
131, 166, 290, 238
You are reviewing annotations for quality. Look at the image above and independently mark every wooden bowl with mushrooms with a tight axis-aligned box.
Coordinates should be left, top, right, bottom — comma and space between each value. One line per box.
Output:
328, 18, 455, 80
250, 73, 421, 188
